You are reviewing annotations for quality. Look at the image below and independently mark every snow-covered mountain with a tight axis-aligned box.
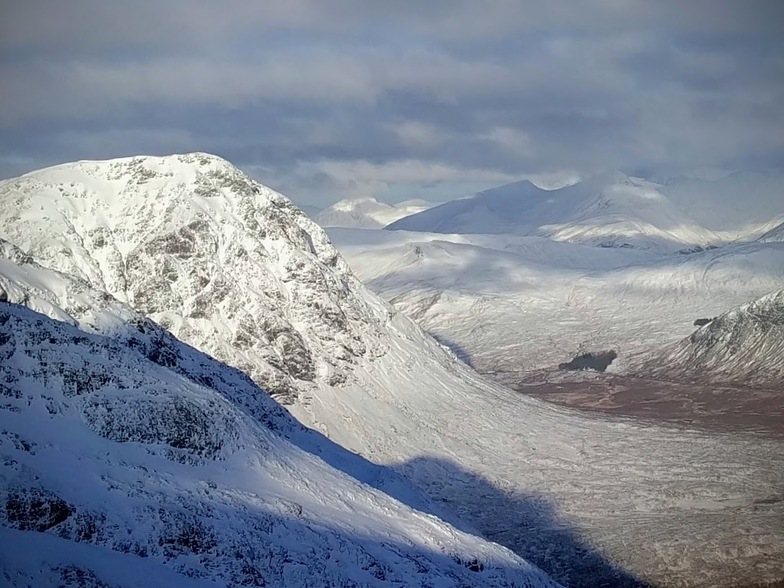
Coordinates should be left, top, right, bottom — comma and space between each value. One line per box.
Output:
0, 154, 394, 404
761, 220, 784, 243
2, 154, 784, 587
629, 288, 784, 388
329, 227, 784, 384
387, 172, 724, 251
388, 171, 784, 252
0, 244, 557, 588
659, 170, 784, 240
315, 197, 434, 229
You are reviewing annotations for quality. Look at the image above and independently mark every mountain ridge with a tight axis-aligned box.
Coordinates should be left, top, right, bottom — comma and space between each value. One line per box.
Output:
3, 153, 784, 587
388, 170, 784, 251
0, 243, 558, 587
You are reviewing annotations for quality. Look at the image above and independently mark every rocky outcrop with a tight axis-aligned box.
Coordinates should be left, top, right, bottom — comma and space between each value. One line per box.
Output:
0, 154, 390, 403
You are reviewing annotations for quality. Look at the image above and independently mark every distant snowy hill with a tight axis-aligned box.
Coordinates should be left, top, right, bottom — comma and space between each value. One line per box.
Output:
329, 228, 784, 384
659, 170, 784, 240
388, 171, 784, 251
0, 244, 557, 588
316, 197, 434, 229
3, 155, 784, 587
629, 289, 784, 388
761, 220, 784, 243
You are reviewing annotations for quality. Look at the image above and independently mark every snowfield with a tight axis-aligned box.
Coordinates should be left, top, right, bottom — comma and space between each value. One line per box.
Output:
1, 154, 783, 587
328, 227, 784, 386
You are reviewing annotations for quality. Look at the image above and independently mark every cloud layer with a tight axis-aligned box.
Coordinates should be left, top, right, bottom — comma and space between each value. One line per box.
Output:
1, 1, 782, 204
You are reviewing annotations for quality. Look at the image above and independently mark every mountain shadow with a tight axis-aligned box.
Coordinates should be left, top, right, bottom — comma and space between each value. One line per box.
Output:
393, 456, 653, 588
431, 333, 475, 368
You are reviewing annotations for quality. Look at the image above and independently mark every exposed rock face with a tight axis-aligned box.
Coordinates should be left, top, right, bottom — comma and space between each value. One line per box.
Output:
0, 154, 390, 403
631, 289, 784, 387
0, 252, 558, 588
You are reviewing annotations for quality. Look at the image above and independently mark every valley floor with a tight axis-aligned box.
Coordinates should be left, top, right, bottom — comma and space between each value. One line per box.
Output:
516, 371, 784, 439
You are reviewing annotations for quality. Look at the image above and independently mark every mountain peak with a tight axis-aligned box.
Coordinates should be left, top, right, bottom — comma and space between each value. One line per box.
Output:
0, 154, 388, 403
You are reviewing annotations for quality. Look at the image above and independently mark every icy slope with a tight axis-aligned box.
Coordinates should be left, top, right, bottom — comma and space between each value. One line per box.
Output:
0, 248, 558, 588
0, 153, 395, 404
629, 289, 784, 388
315, 197, 434, 229
3, 155, 784, 587
388, 172, 720, 251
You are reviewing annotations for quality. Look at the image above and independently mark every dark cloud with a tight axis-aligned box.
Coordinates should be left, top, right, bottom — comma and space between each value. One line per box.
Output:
1, 1, 782, 204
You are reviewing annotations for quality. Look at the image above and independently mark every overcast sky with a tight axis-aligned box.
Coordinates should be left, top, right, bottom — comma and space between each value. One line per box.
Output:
1, 1, 782, 205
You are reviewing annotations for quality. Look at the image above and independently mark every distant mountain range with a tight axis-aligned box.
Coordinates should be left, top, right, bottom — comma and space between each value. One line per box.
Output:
315, 197, 435, 229
2, 154, 783, 587
388, 170, 784, 252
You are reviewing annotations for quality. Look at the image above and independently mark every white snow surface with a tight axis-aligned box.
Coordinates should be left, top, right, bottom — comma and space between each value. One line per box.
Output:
329, 227, 784, 384
629, 288, 784, 388
0, 153, 398, 404
315, 196, 434, 229
0, 248, 558, 588
760, 220, 784, 243
2, 154, 784, 587
388, 170, 784, 252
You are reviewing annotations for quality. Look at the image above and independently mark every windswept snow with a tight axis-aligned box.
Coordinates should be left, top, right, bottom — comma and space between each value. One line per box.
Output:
2, 154, 783, 587
0, 249, 558, 588
760, 220, 784, 243
315, 196, 434, 229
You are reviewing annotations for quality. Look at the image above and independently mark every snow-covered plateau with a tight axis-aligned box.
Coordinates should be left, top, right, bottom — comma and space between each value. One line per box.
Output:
1, 154, 783, 587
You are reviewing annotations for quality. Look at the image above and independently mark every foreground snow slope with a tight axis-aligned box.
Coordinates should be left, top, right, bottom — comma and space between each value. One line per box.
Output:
629, 288, 784, 388
330, 227, 784, 383
0, 246, 557, 588
2, 155, 783, 587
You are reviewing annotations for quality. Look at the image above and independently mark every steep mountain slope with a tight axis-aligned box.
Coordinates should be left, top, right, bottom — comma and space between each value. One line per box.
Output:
0, 153, 392, 404
315, 197, 433, 229
2, 155, 784, 587
388, 172, 720, 251
0, 243, 558, 588
629, 289, 784, 388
